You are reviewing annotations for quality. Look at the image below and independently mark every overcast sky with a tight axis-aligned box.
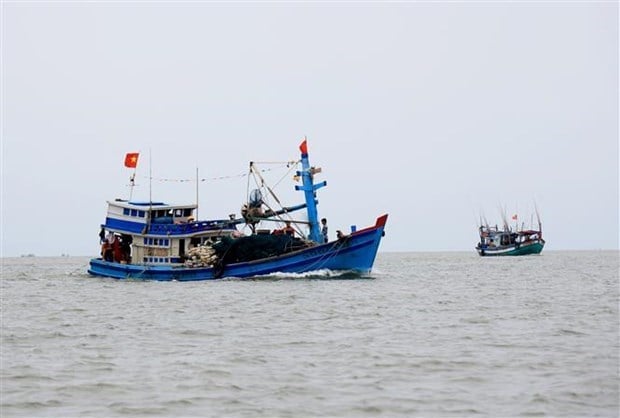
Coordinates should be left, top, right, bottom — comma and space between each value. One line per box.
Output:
1, 1, 618, 257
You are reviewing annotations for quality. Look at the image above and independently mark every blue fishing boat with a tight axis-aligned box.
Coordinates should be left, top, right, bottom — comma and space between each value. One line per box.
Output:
88, 140, 388, 280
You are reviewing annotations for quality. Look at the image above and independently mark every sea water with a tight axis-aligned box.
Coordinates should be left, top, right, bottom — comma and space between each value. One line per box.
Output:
1, 251, 618, 417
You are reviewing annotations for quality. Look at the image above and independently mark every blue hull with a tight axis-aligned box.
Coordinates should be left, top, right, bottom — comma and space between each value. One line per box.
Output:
88, 215, 387, 281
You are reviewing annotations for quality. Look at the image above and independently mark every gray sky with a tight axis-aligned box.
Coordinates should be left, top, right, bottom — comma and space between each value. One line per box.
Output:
2, 1, 618, 257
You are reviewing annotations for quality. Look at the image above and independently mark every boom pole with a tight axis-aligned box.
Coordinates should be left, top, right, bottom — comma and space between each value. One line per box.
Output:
295, 138, 326, 244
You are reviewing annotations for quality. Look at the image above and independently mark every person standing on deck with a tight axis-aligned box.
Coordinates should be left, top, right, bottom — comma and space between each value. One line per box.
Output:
321, 218, 328, 243
101, 239, 113, 262
283, 221, 295, 236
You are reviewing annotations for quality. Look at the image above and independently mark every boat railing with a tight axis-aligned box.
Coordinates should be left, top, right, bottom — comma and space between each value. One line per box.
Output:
147, 220, 237, 235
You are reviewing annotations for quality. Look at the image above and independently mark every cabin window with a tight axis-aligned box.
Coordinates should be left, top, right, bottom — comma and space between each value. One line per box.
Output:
143, 238, 170, 247
143, 257, 170, 264
123, 208, 146, 218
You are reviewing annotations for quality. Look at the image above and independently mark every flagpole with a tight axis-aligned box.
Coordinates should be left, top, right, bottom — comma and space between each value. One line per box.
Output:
129, 156, 138, 201
129, 169, 136, 201
149, 149, 153, 230
132, 149, 141, 201
124, 152, 139, 201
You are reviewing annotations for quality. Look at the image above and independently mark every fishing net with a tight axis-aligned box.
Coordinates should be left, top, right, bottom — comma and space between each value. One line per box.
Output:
212, 234, 311, 264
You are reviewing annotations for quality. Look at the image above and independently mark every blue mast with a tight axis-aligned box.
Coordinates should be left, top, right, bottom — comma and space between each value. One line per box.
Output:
295, 139, 326, 243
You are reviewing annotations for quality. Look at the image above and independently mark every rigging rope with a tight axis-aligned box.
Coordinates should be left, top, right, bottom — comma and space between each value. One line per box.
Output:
136, 161, 298, 183
245, 160, 306, 237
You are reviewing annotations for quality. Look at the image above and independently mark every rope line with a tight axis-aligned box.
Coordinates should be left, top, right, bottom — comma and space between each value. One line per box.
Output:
137, 161, 299, 183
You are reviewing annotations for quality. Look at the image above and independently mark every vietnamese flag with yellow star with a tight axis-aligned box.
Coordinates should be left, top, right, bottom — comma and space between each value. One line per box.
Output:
124, 152, 139, 168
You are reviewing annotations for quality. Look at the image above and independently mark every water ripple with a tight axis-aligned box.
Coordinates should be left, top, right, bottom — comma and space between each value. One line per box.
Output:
1, 252, 618, 417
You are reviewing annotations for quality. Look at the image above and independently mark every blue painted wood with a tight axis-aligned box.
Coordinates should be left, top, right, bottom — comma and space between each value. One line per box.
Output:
296, 144, 325, 244
88, 217, 387, 281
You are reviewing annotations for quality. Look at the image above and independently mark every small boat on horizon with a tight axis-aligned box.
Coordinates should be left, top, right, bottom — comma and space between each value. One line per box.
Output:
87, 139, 388, 281
475, 212, 545, 256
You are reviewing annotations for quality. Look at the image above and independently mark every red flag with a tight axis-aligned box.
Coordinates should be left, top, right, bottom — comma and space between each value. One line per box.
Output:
299, 139, 308, 155
124, 152, 139, 168
512, 214, 518, 220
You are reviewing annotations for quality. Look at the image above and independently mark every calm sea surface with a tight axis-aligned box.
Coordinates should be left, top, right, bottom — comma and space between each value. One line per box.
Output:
1, 251, 618, 417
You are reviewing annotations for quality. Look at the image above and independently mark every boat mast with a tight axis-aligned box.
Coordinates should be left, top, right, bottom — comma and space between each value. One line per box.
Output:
148, 148, 153, 231
295, 138, 326, 244
535, 204, 543, 238
195, 167, 199, 220
149, 149, 152, 204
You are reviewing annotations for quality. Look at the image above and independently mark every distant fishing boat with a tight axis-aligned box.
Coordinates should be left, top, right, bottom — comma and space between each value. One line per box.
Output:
475, 211, 545, 256
88, 139, 388, 281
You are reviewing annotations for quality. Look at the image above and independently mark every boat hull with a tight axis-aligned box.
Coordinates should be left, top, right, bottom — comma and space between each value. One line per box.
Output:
88, 215, 388, 281
476, 240, 545, 257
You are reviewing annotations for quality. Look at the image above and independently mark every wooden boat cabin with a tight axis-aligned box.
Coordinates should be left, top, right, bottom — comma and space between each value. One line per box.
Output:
100, 199, 239, 265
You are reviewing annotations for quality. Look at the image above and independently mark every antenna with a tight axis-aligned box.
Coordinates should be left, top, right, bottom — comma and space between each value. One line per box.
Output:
195, 167, 199, 220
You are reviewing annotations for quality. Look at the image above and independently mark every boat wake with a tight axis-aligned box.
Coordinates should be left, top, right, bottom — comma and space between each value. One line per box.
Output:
222, 269, 375, 281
